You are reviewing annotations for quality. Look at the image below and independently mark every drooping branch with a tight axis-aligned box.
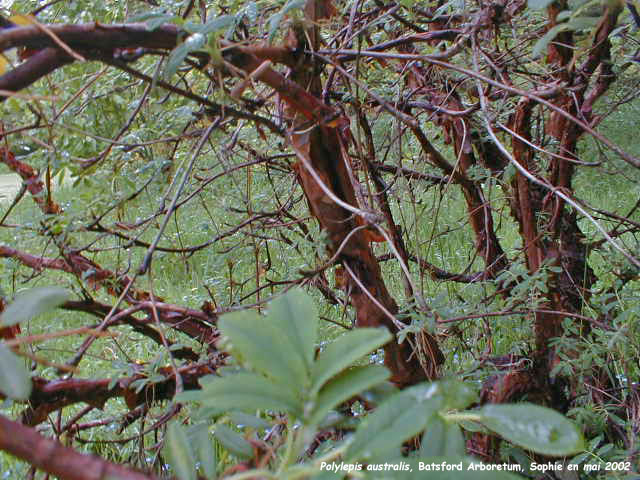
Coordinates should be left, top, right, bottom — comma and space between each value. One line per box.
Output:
407, 117, 508, 279
379, 253, 488, 284
0, 47, 72, 96
0, 246, 218, 349
369, 161, 447, 184
62, 300, 201, 361
0, 242, 143, 301
0, 22, 179, 53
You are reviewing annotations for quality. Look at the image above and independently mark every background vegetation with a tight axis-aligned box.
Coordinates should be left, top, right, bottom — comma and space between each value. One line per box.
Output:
0, 0, 638, 478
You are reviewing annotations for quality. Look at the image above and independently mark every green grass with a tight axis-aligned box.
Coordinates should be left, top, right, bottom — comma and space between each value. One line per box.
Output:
1, 73, 639, 480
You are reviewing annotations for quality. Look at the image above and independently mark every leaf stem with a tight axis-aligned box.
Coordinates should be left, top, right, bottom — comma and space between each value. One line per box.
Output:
277, 422, 299, 474
445, 412, 483, 423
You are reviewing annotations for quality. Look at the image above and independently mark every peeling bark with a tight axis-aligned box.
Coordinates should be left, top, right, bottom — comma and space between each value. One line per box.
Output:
0, 414, 160, 480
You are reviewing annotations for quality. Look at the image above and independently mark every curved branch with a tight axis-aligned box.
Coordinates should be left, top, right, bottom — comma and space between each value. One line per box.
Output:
0, 47, 72, 97
0, 414, 159, 480
21, 364, 215, 426
0, 22, 179, 52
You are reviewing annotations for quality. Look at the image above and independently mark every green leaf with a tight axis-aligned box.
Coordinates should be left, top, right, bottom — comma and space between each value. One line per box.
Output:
267, 0, 306, 42
207, 32, 224, 67
267, 11, 285, 41
192, 407, 224, 422
228, 411, 270, 430
184, 33, 206, 51
505, 446, 532, 473
194, 372, 302, 417
266, 289, 318, 374
311, 328, 391, 394
458, 419, 487, 433
421, 414, 444, 456
309, 365, 389, 425
346, 383, 445, 461
164, 422, 197, 480
147, 14, 179, 31
0, 342, 31, 400
164, 43, 190, 79
214, 424, 253, 459
0, 287, 70, 328
241, 2, 259, 22
528, 0, 555, 9
359, 381, 398, 405
421, 415, 465, 457
197, 15, 236, 34
532, 24, 570, 57
129, 11, 164, 22
174, 389, 207, 403
219, 309, 308, 392
190, 425, 216, 480
439, 380, 478, 410
567, 15, 600, 30
479, 403, 585, 456
570, 451, 591, 465
129, 11, 169, 22
128, 11, 182, 30
556, 10, 572, 21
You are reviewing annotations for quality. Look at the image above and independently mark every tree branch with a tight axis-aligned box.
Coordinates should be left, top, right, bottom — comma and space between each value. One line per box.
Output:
0, 414, 160, 480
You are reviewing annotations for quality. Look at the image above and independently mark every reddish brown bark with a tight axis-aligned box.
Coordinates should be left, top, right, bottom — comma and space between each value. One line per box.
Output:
532, 5, 620, 372
18, 364, 215, 426
509, 99, 543, 273
492, 7, 621, 421
280, 1, 442, 384
470, 368, 539, 460
0, 147, 61, 214
0, 47, 73, 98
435, 94, 507, 277
0, 245, 217, 355
397, 37, 507, 279
0, 296, 20, 339
0, 414, 160, 480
